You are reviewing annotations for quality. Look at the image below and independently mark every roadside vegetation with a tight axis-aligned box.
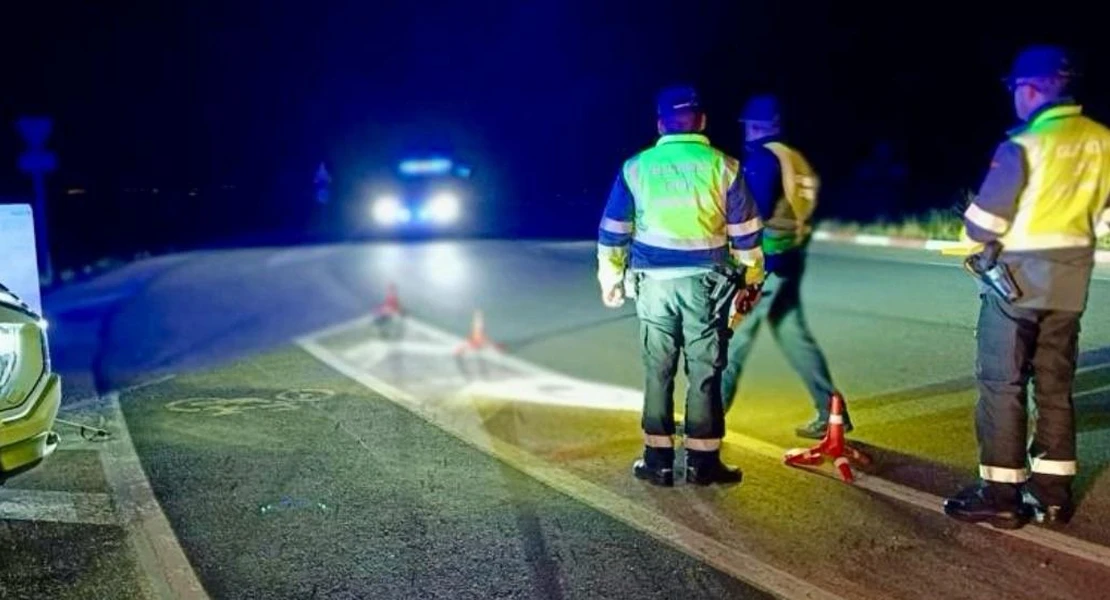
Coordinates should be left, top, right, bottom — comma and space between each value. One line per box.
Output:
820, 190, 1110, 249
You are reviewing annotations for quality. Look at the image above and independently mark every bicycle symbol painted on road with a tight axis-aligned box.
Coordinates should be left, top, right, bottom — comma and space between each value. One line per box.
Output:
165, 389, 337, 417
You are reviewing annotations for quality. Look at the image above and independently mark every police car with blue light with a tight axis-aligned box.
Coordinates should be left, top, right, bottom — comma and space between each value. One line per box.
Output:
368, 157, 474, 235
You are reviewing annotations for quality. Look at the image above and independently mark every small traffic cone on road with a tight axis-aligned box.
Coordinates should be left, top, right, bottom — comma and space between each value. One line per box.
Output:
373, 284, 402, 320
456, 310, 503, 355
783, 393, 870, 483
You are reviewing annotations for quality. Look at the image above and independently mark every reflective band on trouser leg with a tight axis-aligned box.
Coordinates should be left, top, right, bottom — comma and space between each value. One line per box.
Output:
979, 465, 1028, 483
1031, 458, 1077, 476
644, 434, 674, 448
964, 203, 1011, 235
685, 438, 721, 451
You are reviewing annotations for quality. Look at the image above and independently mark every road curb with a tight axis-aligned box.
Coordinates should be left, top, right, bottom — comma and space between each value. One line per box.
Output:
813, 229, 1110, 263
100, 391, 210, 600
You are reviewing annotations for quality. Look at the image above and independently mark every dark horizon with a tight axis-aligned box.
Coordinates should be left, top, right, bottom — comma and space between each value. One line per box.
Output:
5, 1, 1110, 243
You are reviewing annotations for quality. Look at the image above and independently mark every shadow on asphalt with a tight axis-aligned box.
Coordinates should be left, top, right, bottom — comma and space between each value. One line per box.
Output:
853, 343, 1110, 508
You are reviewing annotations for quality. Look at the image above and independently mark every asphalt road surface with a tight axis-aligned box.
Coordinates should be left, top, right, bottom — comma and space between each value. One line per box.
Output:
7, 239, 1110, 599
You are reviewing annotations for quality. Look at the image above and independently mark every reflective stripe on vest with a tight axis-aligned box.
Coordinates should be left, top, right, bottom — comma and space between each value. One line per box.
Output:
762, 141, 819, 255
635, 231, 726, 250
1000, 105, 1110, 251
623, 134, 740, 251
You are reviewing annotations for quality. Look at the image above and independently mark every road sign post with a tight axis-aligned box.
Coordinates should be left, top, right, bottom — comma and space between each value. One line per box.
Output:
15, 117, 57, 287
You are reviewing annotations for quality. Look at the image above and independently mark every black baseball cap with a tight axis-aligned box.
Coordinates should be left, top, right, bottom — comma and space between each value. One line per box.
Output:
737, 94, 781, 124
1004, 44, 1077, 84
656, 84, 702, 116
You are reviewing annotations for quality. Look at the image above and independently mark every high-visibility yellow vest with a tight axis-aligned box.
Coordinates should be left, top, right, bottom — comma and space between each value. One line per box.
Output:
622, 134, 741, 253
960, 105, 1110, 252
762, 141, 819, 255
1004, 106, 1110, 250
596, 134, 764, 286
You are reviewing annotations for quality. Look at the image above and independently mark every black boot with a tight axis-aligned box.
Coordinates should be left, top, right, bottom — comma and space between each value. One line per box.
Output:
1022, 488, 1074, 528
943, 483, 1031, 530
633, 446, 675, 487
685, 449, 742, 486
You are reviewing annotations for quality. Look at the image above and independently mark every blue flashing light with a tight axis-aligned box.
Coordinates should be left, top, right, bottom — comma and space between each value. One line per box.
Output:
399, 158, 453, 176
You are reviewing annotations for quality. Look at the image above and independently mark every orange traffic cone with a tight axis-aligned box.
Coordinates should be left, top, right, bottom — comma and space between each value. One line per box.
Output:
456, 310, 503, 354
783, 393, 870, 483
373, 284, 402, 319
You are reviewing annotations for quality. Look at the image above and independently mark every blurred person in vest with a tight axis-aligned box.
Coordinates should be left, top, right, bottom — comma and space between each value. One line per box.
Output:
720, 94, 852, 440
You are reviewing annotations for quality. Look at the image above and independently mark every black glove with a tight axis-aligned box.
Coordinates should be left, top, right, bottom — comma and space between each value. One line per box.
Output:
729, 282, 764, 328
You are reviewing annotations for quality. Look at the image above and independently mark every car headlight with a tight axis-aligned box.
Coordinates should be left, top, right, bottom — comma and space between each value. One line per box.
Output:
0, 323, 40, 412
372, 195, 411, 226
0, 320, 49, 412
424, 192, 460, 225
0, 325, 18, 391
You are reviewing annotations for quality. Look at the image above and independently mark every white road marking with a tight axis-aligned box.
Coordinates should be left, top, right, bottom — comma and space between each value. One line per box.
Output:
266, 246, 338, 267
530, 237, 1110, 280
924, 240, 963, 251
459, 376, 641, 411
817, 246, 1110, 282
0, 488, 118, 526
1076, 382, 1110, 400
343, 341, 461, 358
297, 332, 844, 600
302, 314, 1110, 573
4, 374, 207, 594
162, 388, 337, 417
853, 234, 892, 246
724, 430, 1110, 570
99, 391, 210, 599
905, 258, 1110, 282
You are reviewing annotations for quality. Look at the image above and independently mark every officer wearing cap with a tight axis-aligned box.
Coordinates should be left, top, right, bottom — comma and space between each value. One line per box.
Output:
597, 84, 766, 486
719, 94, 851, 439
943, 45, 1110, 529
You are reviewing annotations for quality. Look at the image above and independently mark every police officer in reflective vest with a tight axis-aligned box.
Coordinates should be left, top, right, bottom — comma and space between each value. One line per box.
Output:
720, 94, 851, 439
597, 85, 766, 486
944, 46, 1110, 529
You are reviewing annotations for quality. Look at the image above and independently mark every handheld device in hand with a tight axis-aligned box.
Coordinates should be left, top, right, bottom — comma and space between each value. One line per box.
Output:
963, 241, 1022, 302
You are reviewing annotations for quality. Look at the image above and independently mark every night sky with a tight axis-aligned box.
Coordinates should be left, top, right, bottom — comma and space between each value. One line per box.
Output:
4, 1, 1109, 244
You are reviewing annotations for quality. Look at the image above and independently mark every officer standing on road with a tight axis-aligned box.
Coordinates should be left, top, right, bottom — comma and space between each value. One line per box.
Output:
597, 84, 766, 487
720, 94, 852, 440
943, 45, 1110, 529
